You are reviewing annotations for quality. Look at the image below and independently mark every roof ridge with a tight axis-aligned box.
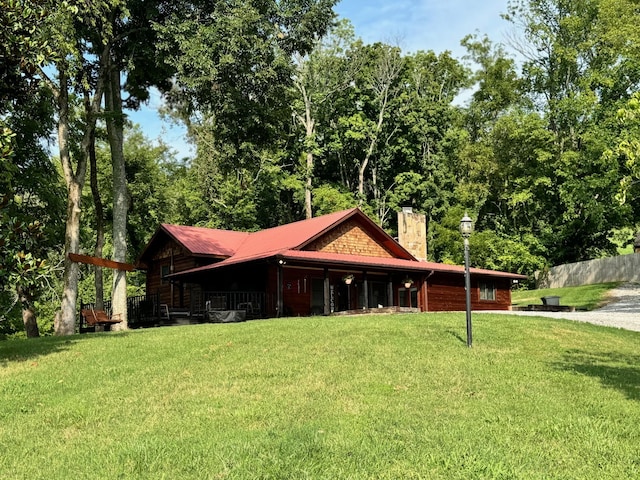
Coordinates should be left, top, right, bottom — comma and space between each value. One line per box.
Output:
230, 208, 359, 255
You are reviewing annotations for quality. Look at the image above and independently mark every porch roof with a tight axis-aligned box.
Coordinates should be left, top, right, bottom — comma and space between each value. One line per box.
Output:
167, 248, 527, 281
281, 251, 527, 279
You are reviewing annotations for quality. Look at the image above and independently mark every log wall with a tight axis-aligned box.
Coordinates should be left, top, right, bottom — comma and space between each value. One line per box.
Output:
426, 273, 513, 311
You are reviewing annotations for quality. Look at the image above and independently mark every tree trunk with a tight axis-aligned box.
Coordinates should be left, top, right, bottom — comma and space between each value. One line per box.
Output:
106, 67, 128, 330
303, 94, 315, 220
56, 180, 83, 335
54, 70, 85, 336
22, 307, 39, 338
89, 129, 105, 310
305, 144, 314, 219
48, 49, 107, 335
19, 289, 39, 338
294, 79, 316, 219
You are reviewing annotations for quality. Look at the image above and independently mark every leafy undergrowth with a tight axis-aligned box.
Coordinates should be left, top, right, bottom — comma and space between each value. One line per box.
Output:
1, 313, 639, 479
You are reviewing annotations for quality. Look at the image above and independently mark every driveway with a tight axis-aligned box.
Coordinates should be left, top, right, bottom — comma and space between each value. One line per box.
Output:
479, 283, 640, 332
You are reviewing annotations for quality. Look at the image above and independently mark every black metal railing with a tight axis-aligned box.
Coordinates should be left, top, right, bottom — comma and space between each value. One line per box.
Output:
127, 293, 165, 327
192, 291, 275, 319
79, 291, 276, 332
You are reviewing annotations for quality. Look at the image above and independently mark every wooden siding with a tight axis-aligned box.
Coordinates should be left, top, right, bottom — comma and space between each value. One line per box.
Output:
282, 267, 315, 316
145, 239, 201, 308
141, 227, 514, 317
426, 273, 512, 311
278, 268, 429, 316
305, 219, 393, 258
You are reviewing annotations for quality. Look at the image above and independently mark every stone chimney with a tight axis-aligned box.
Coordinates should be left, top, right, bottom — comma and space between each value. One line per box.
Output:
397, 207, 427, 261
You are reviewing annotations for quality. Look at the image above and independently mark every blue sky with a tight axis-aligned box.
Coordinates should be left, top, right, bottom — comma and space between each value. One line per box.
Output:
127, 0, 511, 160
335, 0, 511, 57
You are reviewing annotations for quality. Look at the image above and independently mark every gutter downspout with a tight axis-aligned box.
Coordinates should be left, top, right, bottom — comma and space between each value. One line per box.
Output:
423, 270, 434, 312
276, 259, 284, 317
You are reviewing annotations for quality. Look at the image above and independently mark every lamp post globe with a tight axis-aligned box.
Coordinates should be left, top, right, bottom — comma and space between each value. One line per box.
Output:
460, 213, 473, 238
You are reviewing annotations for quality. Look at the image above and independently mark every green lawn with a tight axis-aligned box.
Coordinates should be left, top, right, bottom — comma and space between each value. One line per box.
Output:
1, 314, 639, 479
511, 282, 621, 310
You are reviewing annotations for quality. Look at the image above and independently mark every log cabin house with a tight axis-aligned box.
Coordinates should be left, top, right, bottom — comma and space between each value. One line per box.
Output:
136, 208, 526, 321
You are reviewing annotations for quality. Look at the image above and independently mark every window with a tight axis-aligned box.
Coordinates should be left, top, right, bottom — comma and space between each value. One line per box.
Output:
480, 281, 496, 301
399, 287, 418, 308
368, 281, 388, 308
161, 265, 170, 285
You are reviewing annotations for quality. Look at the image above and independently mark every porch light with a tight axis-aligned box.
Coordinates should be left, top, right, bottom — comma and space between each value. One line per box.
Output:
460, 213, 473, 347
403, 277, 414, 309
342, 274, 354, 285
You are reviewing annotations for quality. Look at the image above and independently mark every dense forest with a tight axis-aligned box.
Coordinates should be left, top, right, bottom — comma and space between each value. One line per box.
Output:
2, 0, 640, 337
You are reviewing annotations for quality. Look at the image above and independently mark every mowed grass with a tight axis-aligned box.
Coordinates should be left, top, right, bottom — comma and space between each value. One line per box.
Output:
1, 313, 640, 479
511, 282, 621, 310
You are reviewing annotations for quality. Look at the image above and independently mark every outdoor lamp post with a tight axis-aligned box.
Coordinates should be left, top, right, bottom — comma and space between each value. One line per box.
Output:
460, 213, 473, 347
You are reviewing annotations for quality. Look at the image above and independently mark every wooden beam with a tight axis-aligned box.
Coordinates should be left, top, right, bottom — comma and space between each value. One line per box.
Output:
68, 253, 136, 272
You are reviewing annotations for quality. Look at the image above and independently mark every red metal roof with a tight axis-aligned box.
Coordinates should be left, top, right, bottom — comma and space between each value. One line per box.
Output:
155, 208, 369, 260
143, 208, 526, 281
231, 208, 361, 260
141, 210, 362, 263
161, 224, 249, 257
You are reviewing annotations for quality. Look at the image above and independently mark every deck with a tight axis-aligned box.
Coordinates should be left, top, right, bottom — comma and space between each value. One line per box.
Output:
79, 291, 274, 332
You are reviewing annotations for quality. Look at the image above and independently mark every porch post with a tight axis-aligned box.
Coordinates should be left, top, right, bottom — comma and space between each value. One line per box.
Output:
363, 271, 369, 309
387, 276, 394, 307
277, 262, 284, 317
323, 268, 330, 315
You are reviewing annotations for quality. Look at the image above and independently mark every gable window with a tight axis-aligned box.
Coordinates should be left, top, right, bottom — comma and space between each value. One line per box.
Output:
480, 281, 496, 301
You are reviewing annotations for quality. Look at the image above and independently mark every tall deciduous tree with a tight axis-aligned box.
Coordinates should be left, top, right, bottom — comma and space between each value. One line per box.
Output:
501, 0, 640, 263
156, 0, 337, 229
606, 93, 640, 207
37, 1, 117, 335
386, 49, 469, 235
292, 20, 358, 218
58, 0, 177, 330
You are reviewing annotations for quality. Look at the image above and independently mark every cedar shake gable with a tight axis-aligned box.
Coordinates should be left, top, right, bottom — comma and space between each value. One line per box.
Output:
230, 208, 413, 261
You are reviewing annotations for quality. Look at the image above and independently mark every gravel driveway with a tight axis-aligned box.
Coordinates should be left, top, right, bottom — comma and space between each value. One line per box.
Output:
479, 283, 640, 332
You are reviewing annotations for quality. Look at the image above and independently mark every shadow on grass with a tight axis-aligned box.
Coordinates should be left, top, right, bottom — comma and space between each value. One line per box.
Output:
446, 329, 466, 345
0, 332, 131, 367
554, 350, 640, 401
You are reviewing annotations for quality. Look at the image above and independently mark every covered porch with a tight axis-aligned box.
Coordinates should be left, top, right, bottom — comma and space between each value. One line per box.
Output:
169, 255, 429, 318
78, 290, 275, 332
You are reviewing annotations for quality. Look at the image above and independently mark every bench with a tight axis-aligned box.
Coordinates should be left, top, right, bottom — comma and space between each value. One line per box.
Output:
81, 308, 123, 327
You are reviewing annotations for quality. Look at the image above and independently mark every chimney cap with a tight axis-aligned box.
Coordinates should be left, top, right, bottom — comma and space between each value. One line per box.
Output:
402, 206, 413, 214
